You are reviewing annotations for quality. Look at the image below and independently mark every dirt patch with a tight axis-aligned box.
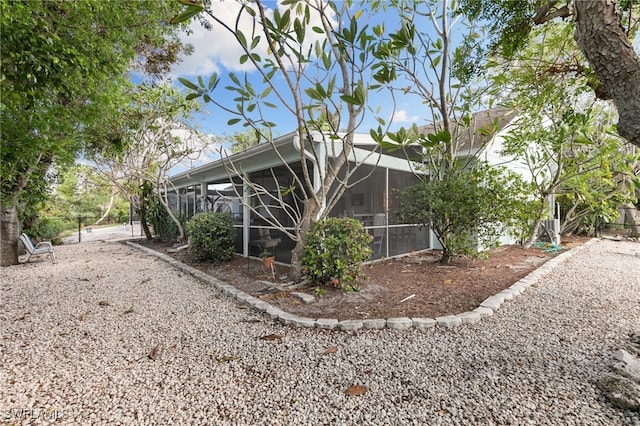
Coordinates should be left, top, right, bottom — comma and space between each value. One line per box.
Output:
141, 237, 589, 321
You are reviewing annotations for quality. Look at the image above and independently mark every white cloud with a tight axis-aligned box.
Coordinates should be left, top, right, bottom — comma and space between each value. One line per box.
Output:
390, 109, 420, 124
171, 0, 331, 78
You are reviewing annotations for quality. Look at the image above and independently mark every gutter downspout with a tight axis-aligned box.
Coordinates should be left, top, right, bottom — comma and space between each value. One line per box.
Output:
243, 181, 250, 258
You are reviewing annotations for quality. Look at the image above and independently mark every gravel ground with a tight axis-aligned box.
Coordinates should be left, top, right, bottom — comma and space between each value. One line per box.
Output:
1, 239, 639, 425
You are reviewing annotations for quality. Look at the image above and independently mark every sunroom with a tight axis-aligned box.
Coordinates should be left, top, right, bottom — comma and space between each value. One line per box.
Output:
165, 131, 436, 264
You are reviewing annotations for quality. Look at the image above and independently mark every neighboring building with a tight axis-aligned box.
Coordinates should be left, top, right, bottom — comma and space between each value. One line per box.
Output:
166, 108, 545, 263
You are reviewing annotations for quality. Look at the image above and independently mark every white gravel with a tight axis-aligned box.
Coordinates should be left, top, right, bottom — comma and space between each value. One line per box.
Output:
1, 239, 639, 425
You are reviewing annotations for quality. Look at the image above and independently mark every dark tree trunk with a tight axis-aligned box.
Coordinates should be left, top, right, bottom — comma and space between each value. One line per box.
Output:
137, 204, 153, 240
574, 0, 640, 147
1, 204, 20, 267
289, 199, 321, 281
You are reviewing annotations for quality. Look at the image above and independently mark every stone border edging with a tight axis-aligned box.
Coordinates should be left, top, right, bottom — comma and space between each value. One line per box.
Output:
126, 239, 599, 332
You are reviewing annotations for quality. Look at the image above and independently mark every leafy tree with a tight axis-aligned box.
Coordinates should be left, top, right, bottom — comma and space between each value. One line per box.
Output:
0, 0, 187, 266
398, 163, 534, 263
367, 1, 535, 258
371, 0, 496, 175
91, 84, 210, 242
44, 165, 128, 226
226, 129, 270, 153
174, 0, 393, 277
458, 0, 640, 147
492, 23, 639, 245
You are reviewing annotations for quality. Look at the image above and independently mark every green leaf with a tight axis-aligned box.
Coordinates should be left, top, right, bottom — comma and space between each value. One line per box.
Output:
169, 4, 204, 25
250, 36, 261, 50
237, 31, 247, 49
178, 77, 199, 91
208, 73, 219, 91
294, 18, 304, 43
227, 118, 242, 126
340, 95, 361, 106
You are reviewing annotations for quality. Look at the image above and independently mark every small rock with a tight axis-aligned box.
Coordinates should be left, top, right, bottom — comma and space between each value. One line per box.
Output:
291, 292, 315, 304
598, 373, 640, 411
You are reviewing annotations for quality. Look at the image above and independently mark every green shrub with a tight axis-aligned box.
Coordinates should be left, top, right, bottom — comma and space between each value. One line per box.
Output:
148, 196, 185, 241
186, 212, 235, 262
302, 218, 372, 290
25, 217, 64, 245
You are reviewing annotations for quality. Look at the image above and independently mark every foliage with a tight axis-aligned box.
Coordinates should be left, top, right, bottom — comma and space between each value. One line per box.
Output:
493, 23, 639, 243
457, 0, 640, 147
259, 249, 273, 259
367, 2, 534, 262
148, 195, 186, 242
370, 0, 496, 173
457, 0, 638, 78
186, 213, 235, 263
90, 84, 210, 242
44, 165, 128, 225
22, 217, 64, 246
397, 164, 535, 263
227, 129, 268, 153
0, 0, 187, 266
301, 218, 372, 290
173, 0, 393, 278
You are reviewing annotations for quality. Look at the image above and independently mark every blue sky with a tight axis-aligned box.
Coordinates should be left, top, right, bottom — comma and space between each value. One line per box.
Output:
167, 1, 424, 142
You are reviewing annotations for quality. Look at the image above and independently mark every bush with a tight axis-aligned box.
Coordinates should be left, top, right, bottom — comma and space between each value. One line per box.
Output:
25, 217, 64, 245
148, 196, 185, 242
398, 163, 535, 263
301, 218, 372, 290
186, 212, 235, 262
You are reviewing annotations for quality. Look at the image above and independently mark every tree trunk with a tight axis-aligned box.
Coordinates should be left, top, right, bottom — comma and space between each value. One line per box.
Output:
574, 0, 640, 147
157, 188, 186, 243
93, 191, 116, 226
289, 199, 321, 281
138, 205, 153, 240
1, 204, 20, 267
622, 202, 640, 237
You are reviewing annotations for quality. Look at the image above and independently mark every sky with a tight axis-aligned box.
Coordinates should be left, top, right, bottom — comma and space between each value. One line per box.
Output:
166, 0, 424, 144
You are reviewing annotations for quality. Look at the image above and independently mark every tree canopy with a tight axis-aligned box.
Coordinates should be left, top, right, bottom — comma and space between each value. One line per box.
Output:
0, 0, 188, 266
458, 0, 640, 146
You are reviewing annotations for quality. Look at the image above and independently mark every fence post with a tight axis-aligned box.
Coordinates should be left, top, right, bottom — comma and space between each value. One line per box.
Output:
78, 216, 82, 243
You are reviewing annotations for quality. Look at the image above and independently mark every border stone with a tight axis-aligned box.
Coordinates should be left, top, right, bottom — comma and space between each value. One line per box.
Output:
291, 317, 316, 328
236, 292, 257, 304
278, 312, 301, 325
436, 315, 462, 328
480, 295, 504, 311
126, 239, 595, 332
474, 307, 494, 318
456, 311, 482, 324
386, 317, 413, 330
266, 306, 285, 320
315, 318, 339, 330
362, 319, 387, 329
339, 320, 363, 331
224, 286, 242, 297
412, 318, 436, 330
509, 281, 531, 293
496, 290, 515, 301
502, 286, 522, 297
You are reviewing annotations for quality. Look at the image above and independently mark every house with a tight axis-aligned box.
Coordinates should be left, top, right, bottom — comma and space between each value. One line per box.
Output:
166, 108, 542, 263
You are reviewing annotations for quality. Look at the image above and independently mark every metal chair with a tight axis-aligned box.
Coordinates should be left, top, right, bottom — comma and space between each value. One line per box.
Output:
19, 233, 56, 263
